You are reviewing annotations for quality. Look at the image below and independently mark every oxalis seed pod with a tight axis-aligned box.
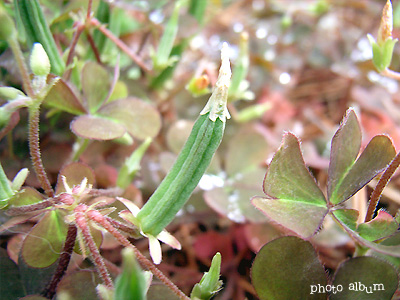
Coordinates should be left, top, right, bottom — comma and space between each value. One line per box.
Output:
136, 43, 232, 237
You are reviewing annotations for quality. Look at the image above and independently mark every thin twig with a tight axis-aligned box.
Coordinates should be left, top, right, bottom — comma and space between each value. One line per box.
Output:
8, 38, 35, 98
6, 197, 57, 216
86, 30, 102, 64
63, 22, 85, 81
42, 225, 77, 299
365, 151, 400, 222
89, 18, 152, 74
87, 0, 93, 20
89, 187, 123, 197
105, 216, 139, 237
75, 206, 114, 289
87, 210, 190, 300
382, 68, 400, 81
103, 257, 122, 276
28, 105, 54, 197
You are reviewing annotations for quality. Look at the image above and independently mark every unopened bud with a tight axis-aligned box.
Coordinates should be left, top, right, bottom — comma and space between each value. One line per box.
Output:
30, 43, 51, 76
0, 87, 25, 101
187, 75, 210, 97
378, 0, 393, 45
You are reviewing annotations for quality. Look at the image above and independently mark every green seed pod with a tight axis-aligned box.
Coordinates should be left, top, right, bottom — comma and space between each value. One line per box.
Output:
136, 43, 232, 237
15, 0, 65, 75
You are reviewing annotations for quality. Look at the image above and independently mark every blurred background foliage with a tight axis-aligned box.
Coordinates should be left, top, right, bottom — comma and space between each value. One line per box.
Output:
1, 0, 400, 299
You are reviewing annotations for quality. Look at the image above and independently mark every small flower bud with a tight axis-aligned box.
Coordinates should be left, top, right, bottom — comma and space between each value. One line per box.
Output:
187, 75, 210, 97
0, 87, 25, 101
11, 168, 29, 191
30, 43, 51, 76
191, 252, 223, 300
378, 0, 393, 45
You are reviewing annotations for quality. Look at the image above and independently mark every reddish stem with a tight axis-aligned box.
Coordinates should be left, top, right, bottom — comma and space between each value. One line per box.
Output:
42, 225, 77, 299
28, 106, 54, 197
86, 30, 102, 64
8, 38, 35, 98
105, 216, 139, 236
63, 23, 85, 81
89, 18, 152, 73
87, 0, 93, 20
86, 210, 190, 300
74, 206, 113, 289
6, 197, 57, 216
365, 151, 400, 222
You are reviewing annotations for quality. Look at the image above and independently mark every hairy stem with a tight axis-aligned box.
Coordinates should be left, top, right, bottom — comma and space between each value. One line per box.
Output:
365, 151, 400, 222
75, 207, 113, 289
105, 216, 139, 237
6, 197, 57, 216
28, 104, 54, 197
8, 37, 35, 98
42, 225, 77, 299
90, 18, 151, 73
87, 210, 190, 300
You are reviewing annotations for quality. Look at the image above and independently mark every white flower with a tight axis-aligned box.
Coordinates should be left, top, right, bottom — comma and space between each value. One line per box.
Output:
117, 197, 181, 264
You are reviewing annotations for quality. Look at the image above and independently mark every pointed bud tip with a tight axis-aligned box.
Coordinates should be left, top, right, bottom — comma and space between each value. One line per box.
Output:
30, 43, 51, 77
378, 0, 393, 45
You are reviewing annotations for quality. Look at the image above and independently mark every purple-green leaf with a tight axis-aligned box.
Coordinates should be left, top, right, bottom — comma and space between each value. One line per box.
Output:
252, 133, 327, 237
332, 208, 358, 231
330, 135, 395, 204
328, 109, 361, 203
55, 162, 96, 194
98, 98, 161, 140
368, 232, 400, 270
21, 210, 68, 268
263, 133, 326, 206
328, 108, 396, 204
252, 196, 328, 237
18, 250, 58, 295
251, 236, 328, 300
225, 125, 269, 176
10, 187, 43, 207
332, 209, 400, 257
82, 62, 111, 114
70, 115, 126, 140
44, 76, 86, 115
331, 257, 398, 300
357, 210, 398, 241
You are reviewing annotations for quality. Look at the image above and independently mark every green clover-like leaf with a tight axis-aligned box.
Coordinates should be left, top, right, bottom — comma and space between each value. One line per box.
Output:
251, 236, 328, 300
252, 133, 327, 237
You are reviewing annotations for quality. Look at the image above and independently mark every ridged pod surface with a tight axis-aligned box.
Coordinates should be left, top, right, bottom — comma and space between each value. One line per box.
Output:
136, 43, 232, 237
